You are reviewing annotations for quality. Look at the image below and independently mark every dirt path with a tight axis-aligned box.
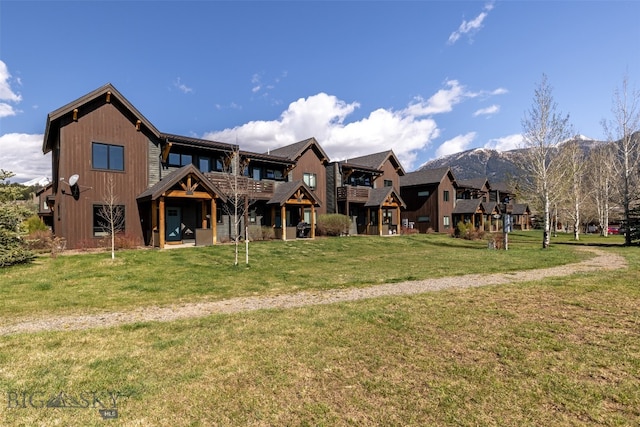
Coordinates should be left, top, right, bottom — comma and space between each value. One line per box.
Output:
0, 248, 627, 336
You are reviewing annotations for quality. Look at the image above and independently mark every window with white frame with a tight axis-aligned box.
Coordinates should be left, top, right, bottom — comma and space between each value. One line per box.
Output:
303, 173, 317, 189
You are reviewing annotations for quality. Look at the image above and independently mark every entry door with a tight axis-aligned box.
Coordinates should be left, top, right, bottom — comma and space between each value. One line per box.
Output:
166, 207, 182, 242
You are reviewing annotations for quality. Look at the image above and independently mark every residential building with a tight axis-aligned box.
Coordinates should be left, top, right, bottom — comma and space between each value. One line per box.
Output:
326, 150, 406, 235
41, 83, 322, 249
399, 167, 456, 233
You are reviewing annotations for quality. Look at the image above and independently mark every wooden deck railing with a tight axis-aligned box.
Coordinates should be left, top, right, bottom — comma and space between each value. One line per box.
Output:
205, 172, 276, 199
337, 186, 371, 202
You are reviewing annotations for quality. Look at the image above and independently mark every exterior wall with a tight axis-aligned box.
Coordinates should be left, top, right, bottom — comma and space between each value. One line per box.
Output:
55, 102, 149, 249
148, 140, 162, 186
437, 178, 455, 232
289, 146, 327, 215
325, 162, 339, 214
376, 158, 400, 189
401, 184, 439, 233
400, 176, 455, 233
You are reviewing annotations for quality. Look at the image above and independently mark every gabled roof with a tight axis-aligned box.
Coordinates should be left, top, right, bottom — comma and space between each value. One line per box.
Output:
511, 203, 531, 215
268, 137, 330, 165
453, 199, 484, 214
457, 177, 490, 191
43, 83, 160, 154
137, 164, 226, 202
267, 180, 321, 206
364, 187, 406, 208
346, 150, 406, 176
400, 166, 455, 187
482, 201, 500, 215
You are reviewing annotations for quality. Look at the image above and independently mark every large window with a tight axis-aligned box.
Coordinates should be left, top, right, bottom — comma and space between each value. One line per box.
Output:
93, 204, 125, 237
92, 143, 124, 171
303, 173, 317, 189
168, 152, 192, 167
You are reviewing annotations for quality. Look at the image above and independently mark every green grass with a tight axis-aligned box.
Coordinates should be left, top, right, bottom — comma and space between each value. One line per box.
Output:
0, 232, 592, 320
1, 231, 638, 426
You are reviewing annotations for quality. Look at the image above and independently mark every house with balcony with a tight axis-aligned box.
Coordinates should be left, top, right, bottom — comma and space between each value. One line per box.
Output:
326, 150, 406, 235
41, 83, 321, 249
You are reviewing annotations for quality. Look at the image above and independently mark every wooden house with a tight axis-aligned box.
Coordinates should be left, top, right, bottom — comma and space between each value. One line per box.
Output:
326, 150, 406, 235
399, 167, 457, 233
41, 83, 321, 249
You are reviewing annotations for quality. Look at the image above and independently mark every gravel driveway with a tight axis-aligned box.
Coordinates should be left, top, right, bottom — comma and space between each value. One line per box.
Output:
0, 248, 626, 336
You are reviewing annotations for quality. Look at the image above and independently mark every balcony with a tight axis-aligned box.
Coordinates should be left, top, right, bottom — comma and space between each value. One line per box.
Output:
337, 185, 371, 203
205, 172, 277, 200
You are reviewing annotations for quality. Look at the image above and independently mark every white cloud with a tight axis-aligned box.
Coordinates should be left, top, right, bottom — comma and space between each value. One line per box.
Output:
0, 60, 22, 118
447, 1, 495, 45
484, 133, 523, 151
0, 133, 51, 182
173, 78, 193, 94
204, 92, 441, 170
473, 104, 500, 117
435, 132, 477, 158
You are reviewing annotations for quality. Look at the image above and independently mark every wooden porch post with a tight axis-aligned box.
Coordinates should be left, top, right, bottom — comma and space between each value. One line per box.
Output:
378, 207, 383, 236
396, 205, 401, 234
311, 205, 316, 238
151, 199, 158, 247
281, 205, 287, 241
159, 196, 165, 249
211, 198, 217, 244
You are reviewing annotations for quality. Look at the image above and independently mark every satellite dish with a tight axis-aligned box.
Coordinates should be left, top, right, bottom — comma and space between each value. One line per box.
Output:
68, 174, 79, 186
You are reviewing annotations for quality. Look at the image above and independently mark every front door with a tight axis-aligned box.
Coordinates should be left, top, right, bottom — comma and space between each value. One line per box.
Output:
166, 207, 182, 242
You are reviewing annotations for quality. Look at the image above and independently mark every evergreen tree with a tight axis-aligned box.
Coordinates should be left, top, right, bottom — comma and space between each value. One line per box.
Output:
0, 170, 35, 267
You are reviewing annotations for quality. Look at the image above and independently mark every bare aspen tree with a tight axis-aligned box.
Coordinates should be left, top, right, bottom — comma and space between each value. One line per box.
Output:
217, 146, 255, 266
602, 74, 640, 245
520, 74, 573, 248
586, 144, 615, 236
559, 138, 586, 240
98, 175, 125, 260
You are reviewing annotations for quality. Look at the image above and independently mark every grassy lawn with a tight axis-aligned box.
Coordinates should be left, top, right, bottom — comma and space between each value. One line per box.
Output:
1, 232, 638, 426
0, 232, 595, 320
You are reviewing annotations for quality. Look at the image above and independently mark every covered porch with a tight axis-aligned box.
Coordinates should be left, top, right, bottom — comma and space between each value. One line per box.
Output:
363, 187, 406, 236
137, 164, 226, 249
267, 181, 321, 241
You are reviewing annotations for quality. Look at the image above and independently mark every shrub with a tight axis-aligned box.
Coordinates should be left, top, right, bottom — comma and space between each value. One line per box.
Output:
400, 226, 419, 235
316, 214, 351, 236
24, 229, 53, 251
23, 215, 48, 233
248, 225, 275, 241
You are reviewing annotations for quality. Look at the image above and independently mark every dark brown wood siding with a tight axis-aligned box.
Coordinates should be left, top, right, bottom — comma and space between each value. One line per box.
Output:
56, 102, 149, 249
290, 147, 327, 215
376, 158, 401, 190
401, 176, 455, 233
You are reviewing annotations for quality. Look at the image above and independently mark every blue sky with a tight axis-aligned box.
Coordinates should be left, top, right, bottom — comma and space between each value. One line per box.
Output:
1, 0, 639, 183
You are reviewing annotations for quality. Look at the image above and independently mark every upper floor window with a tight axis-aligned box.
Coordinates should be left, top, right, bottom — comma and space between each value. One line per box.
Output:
304, 173, 317, 189
199, 157, 210, 173
384, 180, 393, 187
168, 152, 192, 167
418, 190, 430, 197
92, 143, 124, 171
443, 190, 450, 202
